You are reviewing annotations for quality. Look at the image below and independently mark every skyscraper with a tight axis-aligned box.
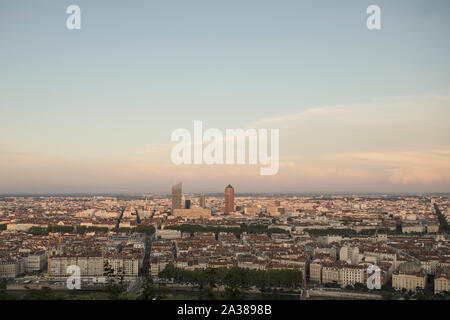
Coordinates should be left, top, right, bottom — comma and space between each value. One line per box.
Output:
224, 184, 234, 214
172, 183, 182, 212
199, 193, 206, 208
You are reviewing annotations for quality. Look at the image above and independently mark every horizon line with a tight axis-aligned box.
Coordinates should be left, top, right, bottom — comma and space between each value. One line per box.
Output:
1, 191, 449, 197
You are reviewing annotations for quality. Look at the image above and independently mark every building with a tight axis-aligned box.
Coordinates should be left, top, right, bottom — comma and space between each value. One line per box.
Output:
224, 184, 235, 214
392, 262, 426, 292
105, 257, 140, 278
434, 268, 450, 294
155, 229, 182, 240
322, 263, 342, 285
309, 260, 322, 283
426, 224, 439, 233
24, 251, 47, 273
243, 207, 260, 216
185, 199, 191, 209
339, 246, 360, 265
199, 194, 206, 208
0, 259, 22, 278
172, 208, 211, 218
151, 257, 173, 277
401, 223, 425, 233
172, 183, 183, 212
392, 270, 427, 292
49, 256, 103, 278
341, 265, 366, 287
316, 235, 342, 245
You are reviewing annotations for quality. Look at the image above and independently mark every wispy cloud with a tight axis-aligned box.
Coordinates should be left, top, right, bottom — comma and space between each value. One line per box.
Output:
1, 94, 449, 193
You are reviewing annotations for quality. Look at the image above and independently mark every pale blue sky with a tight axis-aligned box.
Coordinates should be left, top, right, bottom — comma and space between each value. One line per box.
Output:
1, 0, 450, 193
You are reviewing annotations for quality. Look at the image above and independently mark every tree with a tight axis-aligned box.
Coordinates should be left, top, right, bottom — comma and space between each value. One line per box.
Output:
23, 286, 66, 300
324, 281, 340, 288
381, 284, 394, 292
134, 225, 155, 235
155, 281, 167, 300
138, 274, 156, 300
103, 261, 126, 299
222, 284, 247, 300
0, 279, 14, 300
198, 268, 218, 300
158, 262, 177, 281
157, 264, 302, 300
354, 282, 367, 292
0, 278, 7, 290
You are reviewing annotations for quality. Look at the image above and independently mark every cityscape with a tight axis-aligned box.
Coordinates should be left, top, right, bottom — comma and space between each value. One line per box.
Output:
0, 184, 449, 300
1, 0, 449, 311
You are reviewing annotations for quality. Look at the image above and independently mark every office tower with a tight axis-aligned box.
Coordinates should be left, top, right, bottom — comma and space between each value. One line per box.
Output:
185, 199, 191, 209
224, 184, 234, 214
172, 183, 182, 212
199, 193, 206, 208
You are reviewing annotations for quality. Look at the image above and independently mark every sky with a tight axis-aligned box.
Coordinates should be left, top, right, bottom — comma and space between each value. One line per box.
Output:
0, 0, 450, 194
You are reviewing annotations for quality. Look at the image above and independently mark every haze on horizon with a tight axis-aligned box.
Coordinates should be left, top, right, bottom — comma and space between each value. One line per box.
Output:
1, 0, 450, 194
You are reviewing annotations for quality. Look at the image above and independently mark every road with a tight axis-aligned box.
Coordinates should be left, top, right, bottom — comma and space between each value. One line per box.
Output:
127, 231, 155, 294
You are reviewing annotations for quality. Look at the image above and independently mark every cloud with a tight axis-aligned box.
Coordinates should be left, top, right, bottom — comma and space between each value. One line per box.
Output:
249, 94, 450, 130
306, 148, 448, 183
1, 94, 449, 193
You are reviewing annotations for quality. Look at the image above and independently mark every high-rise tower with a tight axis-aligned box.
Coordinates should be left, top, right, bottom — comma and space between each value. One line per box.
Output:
172, 183, 182, 212
199, 193, 206, 208
224, 184, 234, 214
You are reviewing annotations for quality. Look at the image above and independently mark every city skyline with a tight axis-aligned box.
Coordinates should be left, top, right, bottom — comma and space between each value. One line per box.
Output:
1, 0, 450, 307
1, 191, 449, 300
1, 189, 450, 196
